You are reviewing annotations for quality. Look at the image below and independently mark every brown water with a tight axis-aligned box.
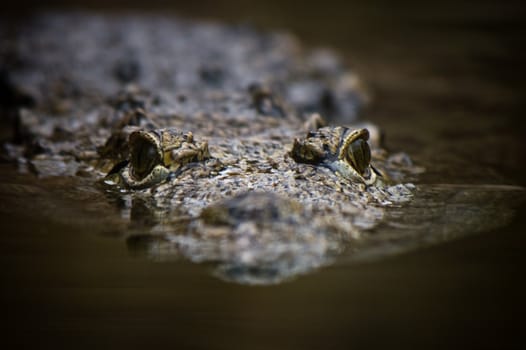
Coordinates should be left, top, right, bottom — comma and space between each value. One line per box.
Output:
2, 1, 526, 348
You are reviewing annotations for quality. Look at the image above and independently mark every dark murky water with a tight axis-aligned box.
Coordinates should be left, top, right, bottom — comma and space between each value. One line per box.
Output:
2, 1, 526, 348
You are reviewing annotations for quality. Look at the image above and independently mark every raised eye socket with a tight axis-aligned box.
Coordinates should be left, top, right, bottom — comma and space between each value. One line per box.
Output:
346, 138, 371, 175
130, 137, 161, 180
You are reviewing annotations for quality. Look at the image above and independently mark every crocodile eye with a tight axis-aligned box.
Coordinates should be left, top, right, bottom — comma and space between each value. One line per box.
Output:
346, 138, 371, 175
130, 137, 160, 180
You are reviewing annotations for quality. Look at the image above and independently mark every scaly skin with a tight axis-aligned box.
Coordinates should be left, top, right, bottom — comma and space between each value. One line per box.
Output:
2, 13, 418, 284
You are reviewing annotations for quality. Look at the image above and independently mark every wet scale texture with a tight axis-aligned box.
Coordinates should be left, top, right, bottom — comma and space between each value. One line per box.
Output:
1, 13, 418, 284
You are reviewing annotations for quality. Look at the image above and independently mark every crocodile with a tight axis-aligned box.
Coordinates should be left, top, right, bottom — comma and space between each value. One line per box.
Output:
0, 13, 418, 284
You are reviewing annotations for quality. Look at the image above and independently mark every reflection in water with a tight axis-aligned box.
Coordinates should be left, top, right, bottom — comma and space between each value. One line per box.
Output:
343, 184, 526, 262
125, 192, 345, 285
121, 183, 524, 285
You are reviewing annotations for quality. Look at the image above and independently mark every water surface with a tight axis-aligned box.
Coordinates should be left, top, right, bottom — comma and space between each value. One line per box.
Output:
2, 1, 526, 348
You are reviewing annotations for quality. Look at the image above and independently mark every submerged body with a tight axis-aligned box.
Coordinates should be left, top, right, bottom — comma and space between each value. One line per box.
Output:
2, 13, 417, 284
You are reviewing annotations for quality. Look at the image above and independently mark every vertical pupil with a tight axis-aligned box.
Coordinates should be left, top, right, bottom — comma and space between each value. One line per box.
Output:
131, 139, 158, 180
348, 139, 371, 175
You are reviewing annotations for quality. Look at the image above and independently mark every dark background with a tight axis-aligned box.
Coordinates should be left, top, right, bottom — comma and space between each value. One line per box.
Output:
2, 1, 526, 349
